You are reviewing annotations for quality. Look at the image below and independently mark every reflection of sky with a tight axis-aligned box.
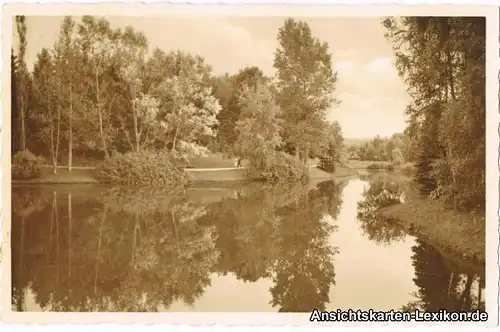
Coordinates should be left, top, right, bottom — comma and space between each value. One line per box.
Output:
326, 179, 418, 311
165, 273, 275, 312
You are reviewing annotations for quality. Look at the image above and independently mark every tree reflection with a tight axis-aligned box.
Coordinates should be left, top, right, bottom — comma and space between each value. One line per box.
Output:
401, 239, 485, 312
357, 176, 407, 245
197, 183, 289, 283
269, 180, 345, 312
11, 187, 50, 311
11, 186, 219, 312
12, 180, 348, 313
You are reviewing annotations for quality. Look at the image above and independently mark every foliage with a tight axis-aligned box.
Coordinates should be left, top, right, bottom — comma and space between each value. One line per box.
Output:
11, 150, 44, 180
16, 16, 223, 167
357, 177, 405, 222
347, 133, 413, 163
400, 239, 485, 313
14, 16, 30, 153
96, 150, 188, 186
317, 121, 343, 173
384, 17, 485, 212
13, 16, 351, 187
211, 67, 268, 153
274, 18, 339, 164
247, 152, 309, 185
356, 176, 408, 245
154, 74, 221, 154
233, 82, 283, 168
318, 156, 336, 173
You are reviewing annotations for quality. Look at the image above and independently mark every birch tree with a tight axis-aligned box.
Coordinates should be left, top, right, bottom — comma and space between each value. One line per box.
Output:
76, 16, 121, 158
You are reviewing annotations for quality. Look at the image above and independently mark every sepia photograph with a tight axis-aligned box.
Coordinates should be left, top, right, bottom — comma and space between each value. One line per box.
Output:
1, 2, 498, 327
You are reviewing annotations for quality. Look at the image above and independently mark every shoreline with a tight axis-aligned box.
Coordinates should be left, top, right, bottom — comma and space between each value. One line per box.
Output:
12, 167, 484, 271
11, 164, 357, 185
377, 198, 485, 268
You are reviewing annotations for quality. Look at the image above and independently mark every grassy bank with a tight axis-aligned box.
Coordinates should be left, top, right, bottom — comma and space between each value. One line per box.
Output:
378, 195, 485, 265
11, 166, 98, 184
12, 153, 356, 184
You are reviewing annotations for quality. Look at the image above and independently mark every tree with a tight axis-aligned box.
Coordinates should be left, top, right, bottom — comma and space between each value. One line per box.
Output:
11, 49, 20, 154
117, 26, 150, 152
153, 52, 221, 157
49, 16, 78, 173
274, 18, 339, 165
32, 49, 59, 169
384, 17, 485, 211
318, 121, 343, 172
76, 16, 122, 158
233, 82, 283, 169
15, 16, 29, 152
55, 16, 77, 172
212, 66, 267, 153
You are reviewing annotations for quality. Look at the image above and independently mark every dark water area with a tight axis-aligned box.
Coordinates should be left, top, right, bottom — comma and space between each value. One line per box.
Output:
10, 177, 485, 312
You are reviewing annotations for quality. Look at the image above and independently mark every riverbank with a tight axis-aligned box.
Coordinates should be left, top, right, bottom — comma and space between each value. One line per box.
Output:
347, 160, 415, 174
12, 167, 98, 184
12, 162, 357, 184
377, 195, 485, 265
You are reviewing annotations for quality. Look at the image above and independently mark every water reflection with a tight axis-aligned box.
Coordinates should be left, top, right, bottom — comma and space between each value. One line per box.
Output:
402, 239, 485, 312
11, 181, 345, 312
357, 175, 407, 245
356, 175, 486, 312
11, 177, 485, 312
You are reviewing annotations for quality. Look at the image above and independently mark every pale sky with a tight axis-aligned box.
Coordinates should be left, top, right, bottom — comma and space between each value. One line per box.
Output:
16, 16, 410, 139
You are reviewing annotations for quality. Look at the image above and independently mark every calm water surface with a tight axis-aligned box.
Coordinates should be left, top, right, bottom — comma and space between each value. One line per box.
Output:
11, 176, 485, 312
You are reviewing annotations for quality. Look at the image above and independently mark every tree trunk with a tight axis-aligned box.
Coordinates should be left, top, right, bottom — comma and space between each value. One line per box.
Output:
68, 192, 72, 278
303, 145, 309, 167
95, 68, 110, 159
171, 127, 179, 152
94, 206, 107, 295
55, 191, 60, 287
54, 88, 61, 175
132, 100, 141, 152
20, 104, 26, 152
460, 274, 474, 309
68, 86, 73, 172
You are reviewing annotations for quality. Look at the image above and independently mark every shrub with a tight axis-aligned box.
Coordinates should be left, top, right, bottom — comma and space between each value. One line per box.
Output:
366, 162, 396, 172
96, 150, 188, 186
12, 150, 44, 180
357, 177, 405, 220
318, 155, 336, 173
246, 152, 309, 185
366, 162, 384, 170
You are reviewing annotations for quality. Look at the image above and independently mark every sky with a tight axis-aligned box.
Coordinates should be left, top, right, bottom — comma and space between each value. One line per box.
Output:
16, 16, 410, 139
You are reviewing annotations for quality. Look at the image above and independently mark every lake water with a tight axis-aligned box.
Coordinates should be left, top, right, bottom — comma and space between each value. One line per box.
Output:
11, 176, 485, 312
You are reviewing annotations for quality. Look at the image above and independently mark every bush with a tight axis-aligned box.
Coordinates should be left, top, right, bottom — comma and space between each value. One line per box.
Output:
12, 150, 44, 180
366, 162, 395, 172
399, 163, 416, 176
96, 150, 188, 186
247, 152, 309, 184
318, 155, 336, 173
357, 177, 405, 220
